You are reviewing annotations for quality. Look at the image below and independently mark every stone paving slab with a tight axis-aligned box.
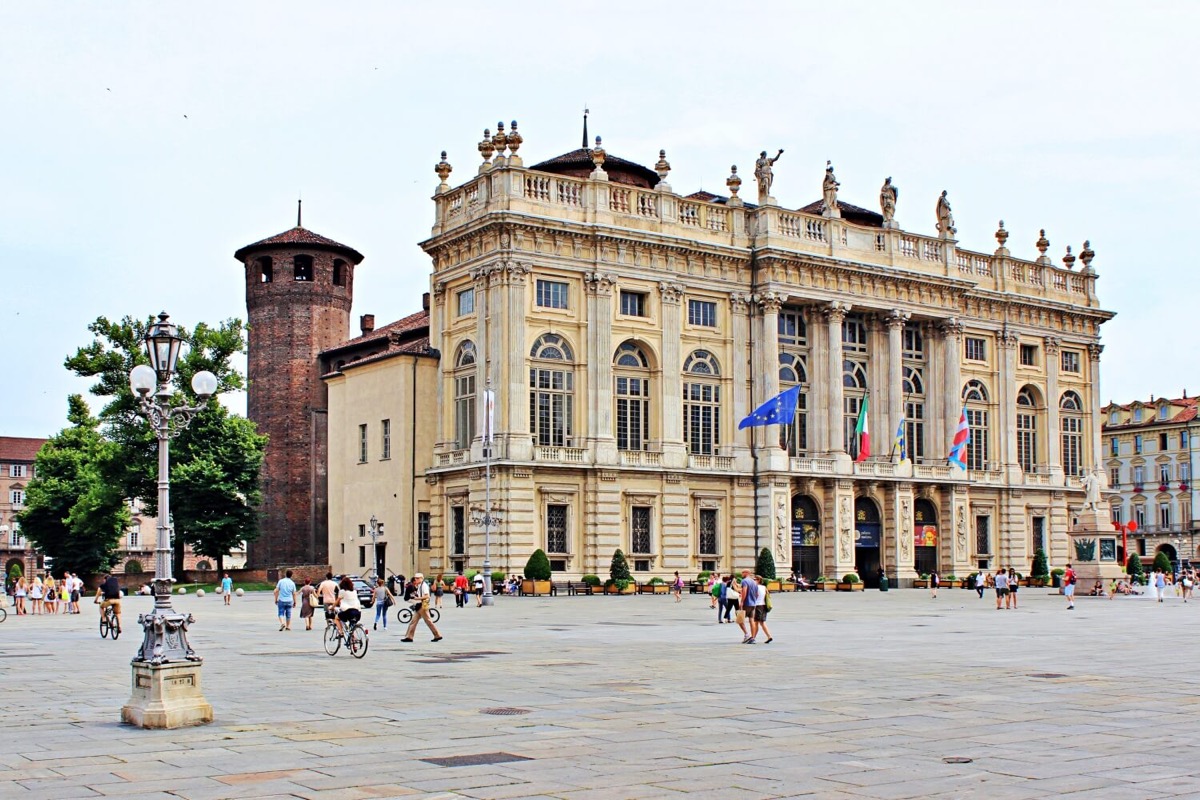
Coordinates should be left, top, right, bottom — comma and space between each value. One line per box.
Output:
4, 589, 1200, 798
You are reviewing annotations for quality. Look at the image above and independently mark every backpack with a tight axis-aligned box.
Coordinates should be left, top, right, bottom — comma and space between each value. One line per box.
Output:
1068, 572, 1077, 585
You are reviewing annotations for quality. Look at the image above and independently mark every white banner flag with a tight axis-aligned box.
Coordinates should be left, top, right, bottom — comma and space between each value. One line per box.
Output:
482, 388, 496, 443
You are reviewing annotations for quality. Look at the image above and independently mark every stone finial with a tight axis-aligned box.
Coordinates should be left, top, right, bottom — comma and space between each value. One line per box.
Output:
1062, 245, 1076, 270
995, 220, 1009, 250
507, 120, 522, 156
1079, 240, 1095, 271
492, 122, 508, 156
726, 165, 742, 197
591, 136, 606, 168
478, 128, 496, 170
435, 150, 453, 192
1036, 228, 1050, 258
654, 149, 671, 184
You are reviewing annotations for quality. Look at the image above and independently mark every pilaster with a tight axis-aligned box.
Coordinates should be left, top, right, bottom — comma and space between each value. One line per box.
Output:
730, 293, 752, 467
999, 329, 1020, 481
659, 282, 686, 468
886, 311, 908, 460
832, 479, 856, 578
756, 291, 788, 471
1044, 336, 1063, 481
1088, 343, 1105, 481
504, 263, 531, 460
894, 482, 918, 585
822, 302, 850, 460
584, 272, 617, 464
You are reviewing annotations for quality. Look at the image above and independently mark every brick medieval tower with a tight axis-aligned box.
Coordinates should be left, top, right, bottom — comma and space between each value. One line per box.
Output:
236, 205, 364, 569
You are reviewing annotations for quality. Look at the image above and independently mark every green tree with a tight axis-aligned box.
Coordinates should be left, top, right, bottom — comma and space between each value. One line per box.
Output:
609, 549, 632, 586
16, 396, 131, 577
523, 549, 552, 581
63, 314, 263, 574
1127, 552, 1145, 584
1031, 548, 1050, 579
1153, 550, 1173, 575
6, 561, 22, 594
756, 547, 777, 581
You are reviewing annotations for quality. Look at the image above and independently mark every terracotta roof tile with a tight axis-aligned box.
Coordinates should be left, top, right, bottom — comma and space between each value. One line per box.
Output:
234, 226, 364, 262
0, 437, 48, 462
323, 309, 429, 357
1101, 397, 1197, 430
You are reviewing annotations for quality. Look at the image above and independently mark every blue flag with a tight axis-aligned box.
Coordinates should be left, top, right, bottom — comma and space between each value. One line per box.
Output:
738, 385, 801, 430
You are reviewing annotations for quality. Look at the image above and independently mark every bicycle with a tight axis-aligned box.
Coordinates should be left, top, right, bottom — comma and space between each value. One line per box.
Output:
99, 604, 121, 639
397, 602, 440, 625
0, 606, 7, 623
323, 615, 368, 658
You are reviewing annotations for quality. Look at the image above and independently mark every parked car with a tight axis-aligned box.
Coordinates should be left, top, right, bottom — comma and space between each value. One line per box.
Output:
334, 575, 376, 606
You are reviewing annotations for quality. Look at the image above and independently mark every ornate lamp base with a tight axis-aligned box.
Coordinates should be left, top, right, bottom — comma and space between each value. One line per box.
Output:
122, 661, 213, 729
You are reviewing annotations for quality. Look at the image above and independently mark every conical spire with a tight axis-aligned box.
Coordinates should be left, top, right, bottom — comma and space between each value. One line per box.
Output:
297, 198, 302, 228
582, 107, 589, 149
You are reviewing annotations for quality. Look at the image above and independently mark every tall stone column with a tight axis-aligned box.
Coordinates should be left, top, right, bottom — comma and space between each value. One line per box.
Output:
999, 329, 1020, 479
730, 293, 752, 465
885, 310, 909, 458
1088, 343, 1105, 484
504, 262, 531, 461
939, 318, 964, 469
1044, 336, 1063, 480
757, 292, 787, 471
822, 302, 850, 458
432, 281, 449, 448
471, 266, 492, 457
659, 282, 686, 468
584, 272, 617, 464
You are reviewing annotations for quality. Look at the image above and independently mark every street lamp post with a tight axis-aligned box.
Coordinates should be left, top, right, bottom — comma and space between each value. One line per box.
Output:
120, 312, 217, 729
367, 515, 379, 582
1113, 519, 1138, 573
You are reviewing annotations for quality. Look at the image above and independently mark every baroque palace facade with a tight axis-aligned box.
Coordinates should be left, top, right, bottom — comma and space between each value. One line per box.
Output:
406, 123, 1114, 587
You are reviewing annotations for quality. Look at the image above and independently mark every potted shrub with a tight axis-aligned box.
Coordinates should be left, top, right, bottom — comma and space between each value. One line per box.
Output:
522, 549, 552, 596
913, 572, 930, 589
944, 574, 960, 588
756, 548, 781, 591
816, 575, 837, 591
1030, 548, 1050, 587
837, 573, 863, 591
581, 574, 601, 595
607, 549, 635, 594
1127, 553, 1145, 585
642, 576, 668, 594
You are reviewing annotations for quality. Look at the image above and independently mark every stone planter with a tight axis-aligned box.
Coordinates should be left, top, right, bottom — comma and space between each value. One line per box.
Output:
605, 583, 636, 595
521, 579, 552, 596
638, 583, 668, 594
817, 581, 838, 592
766, 580, 782, 592
912, 579, 930, 589
781, 581, 797, 592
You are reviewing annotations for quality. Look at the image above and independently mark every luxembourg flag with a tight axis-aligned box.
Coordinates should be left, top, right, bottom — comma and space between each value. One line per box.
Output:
854, 395, 870, 462
948, 408, 970, 469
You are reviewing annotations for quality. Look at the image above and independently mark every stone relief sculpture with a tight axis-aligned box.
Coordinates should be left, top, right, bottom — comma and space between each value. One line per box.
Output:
754, 149, 783, 200
775, 494, 789, 563
838, 497, 853, 562
822, 161, 840, 213
900, 499, 912, 560
955, 506, 968, 558
936, 190, 956, 238
879, 177, 898, 225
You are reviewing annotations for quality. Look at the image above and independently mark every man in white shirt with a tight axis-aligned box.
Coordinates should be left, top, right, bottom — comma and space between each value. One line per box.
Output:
402, 573, 443, 643
472, 572, 485, 607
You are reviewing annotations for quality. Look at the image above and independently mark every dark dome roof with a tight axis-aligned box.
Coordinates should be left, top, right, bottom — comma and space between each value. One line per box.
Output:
797, 200, 883, 228
234, 226, 364, 263
531, 148, 659, 189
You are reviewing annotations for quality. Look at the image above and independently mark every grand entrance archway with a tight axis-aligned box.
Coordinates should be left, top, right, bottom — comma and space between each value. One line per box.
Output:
854, 497, 882, 587
791, 495, 820, 580
913, 498, 939, 576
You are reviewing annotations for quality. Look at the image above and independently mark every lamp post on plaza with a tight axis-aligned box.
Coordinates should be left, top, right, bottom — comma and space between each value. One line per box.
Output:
367, 514, 379, 582
1113, 519, 1137, 573
471, 380, 498, 607
120, 312, 217, 729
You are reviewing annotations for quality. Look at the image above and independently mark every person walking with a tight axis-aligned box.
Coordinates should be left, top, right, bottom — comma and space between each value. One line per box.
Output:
433, 573, 445, 609
221, 573, 233, 606
1007, 568, 1019, 609
14, 576, 27, 615
472, 571, 485, 607
70, 573, 82, 613
299, 578, 317, 630
672, 571, 684, 603
1063, 562, 1077, 609
1154, 569, 1167, 603
453, 572, 468, 608
710, 574, 723, 615
30, 575, 44, 615
372, 577, 394, 630
755, 574, 774, 644
273, 569, 298, 631
401, 573, 442, 643
740, 569, 760, 644
930, 570, 939, 599
993, 568, 1009, 610
975, 572, 986, 599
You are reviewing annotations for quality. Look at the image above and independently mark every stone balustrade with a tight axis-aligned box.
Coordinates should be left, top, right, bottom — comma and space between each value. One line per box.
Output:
432, 163, 1098, 308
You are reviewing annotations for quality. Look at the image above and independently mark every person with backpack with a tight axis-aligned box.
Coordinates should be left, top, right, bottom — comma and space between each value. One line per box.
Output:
1063, 562, 1077, 610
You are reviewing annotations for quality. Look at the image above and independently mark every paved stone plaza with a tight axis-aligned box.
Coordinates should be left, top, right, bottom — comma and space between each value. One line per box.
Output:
2, 588, 1199, 799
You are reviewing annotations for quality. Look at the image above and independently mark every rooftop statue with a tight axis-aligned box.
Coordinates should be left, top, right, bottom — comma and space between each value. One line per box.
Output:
754, 149, 783, 201
822, 161, 840, 216
936, 190, 956, 238
879, 177, 898, 226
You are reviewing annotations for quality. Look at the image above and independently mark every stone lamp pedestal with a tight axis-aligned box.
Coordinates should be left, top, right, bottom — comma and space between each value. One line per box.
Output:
1068, 507, 1126, 589
122, 661, 213, 729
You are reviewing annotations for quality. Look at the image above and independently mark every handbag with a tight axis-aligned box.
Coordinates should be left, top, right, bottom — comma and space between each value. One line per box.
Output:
383, 594, 394, 608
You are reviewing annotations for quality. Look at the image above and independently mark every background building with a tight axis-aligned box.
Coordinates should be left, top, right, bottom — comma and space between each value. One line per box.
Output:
1, 436, 47, 583
1102, 395, 1199, 567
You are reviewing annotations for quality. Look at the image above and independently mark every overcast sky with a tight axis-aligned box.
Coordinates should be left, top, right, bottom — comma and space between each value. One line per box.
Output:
2, 2, 1196, 439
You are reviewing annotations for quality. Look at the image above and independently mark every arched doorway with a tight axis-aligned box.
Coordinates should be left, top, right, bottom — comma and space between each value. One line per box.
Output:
854, 497, 882, 587
1156, 543, 1177, 572
5, 557, 24, 594
913, 499, 939, 576
791, 495, 820, 580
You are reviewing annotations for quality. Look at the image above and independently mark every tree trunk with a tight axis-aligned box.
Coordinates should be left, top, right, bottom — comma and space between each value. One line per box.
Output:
216, 553, 225, 577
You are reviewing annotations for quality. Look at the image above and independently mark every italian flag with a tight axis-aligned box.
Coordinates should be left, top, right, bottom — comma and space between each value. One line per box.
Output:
854, 395, 870, 462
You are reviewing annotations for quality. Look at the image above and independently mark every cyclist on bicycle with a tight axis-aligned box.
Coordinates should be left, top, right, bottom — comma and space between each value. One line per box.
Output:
333, 575, 361, 636
94, 571, 122, 627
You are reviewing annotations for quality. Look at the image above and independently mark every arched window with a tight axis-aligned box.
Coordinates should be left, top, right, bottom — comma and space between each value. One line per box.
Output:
530, 334, 575, 447
903, 365, 925, 462
683, 350, 720, 455
333, 258, 347, 287
293, 254, 313, 281
962, 380, 991, 470
614, 342, 651, 451
257, 256, 273, 283
1060, 390, 1084, 477
1016, 386, 1041, 472
453, 341, 477, 450
778, 350, 808, 456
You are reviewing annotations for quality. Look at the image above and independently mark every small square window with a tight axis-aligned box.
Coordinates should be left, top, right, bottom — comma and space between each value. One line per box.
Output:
1061, 350, 1081, 373
620, 290, 647, 317
457, 288, 475, 316
1019, 344, 1038, 367
9, 464, 27, 478
634, 559, 651, 572
688, 299, 717, 327
536, 279, 569, 309
964, 337, 987, 362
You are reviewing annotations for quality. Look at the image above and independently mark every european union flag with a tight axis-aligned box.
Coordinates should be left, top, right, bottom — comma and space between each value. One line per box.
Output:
738, 385, 801, 430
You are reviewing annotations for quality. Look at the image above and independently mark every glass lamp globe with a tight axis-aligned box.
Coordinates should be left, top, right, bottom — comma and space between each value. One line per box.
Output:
191, 370, 218, 399
129, 364, 158, 395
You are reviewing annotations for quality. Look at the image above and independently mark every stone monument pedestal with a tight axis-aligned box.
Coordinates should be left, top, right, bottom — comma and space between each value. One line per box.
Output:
122, 661, 213, 729
1068, 507, 1125, 589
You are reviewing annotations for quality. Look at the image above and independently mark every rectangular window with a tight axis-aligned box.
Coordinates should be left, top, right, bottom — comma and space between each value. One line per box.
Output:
1135, 435, 1142, 454
902, 325, 924, 359
1112, 506, 1122, 524
698, 508, 718, 556
546, 504, 568, 554
1159, 405, 1170, 420
455, 373, 476, 450
966, 409, 989, 470
1136, 534, 1146, 555
1133, 465, 1145, 485
1160, 464, 1171, 484
975, 515, 991, 555
536, 279, 569, 309
358, 524, 366, 538
381, 419, 391, 460
615, 376, 649, 451
1183, 463, 1191, 484
128, 527, 139, 549
1061, 350, 1081, 373
782, 392, 808, 456
9, 523, 20, 546
683, 382, 720, 455
1110, 466, 1120, 487
1017, 412, 1037, 472
1061, 417, 1083, 477
687, 299, 717, 327
619, 290, 647, 317
1133, 408, 1143, 423
359, 546, 366, 568
842, 317, 867, 353
778, 311, 807, 346
9, 464, 26, 478
630, 506, 652, 554
1031, 516, 1046, 555
634, 559, 651, 572
905, 401, 926, 462
417, 512, 431, 550
1183, 430, 1190, 449
529, 368, 574, 447
451, 506, 466, 555
1135, 507, 1146, 529
358, 424, 368, 463
1019, 344, 1038, 367
1160, 433, 1169, 451
9, 489, 24, 505
1110, 438, 1119, 457
457, 288, 475, 316
964, 337, 987, 362
1160, 505, 1172, 529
